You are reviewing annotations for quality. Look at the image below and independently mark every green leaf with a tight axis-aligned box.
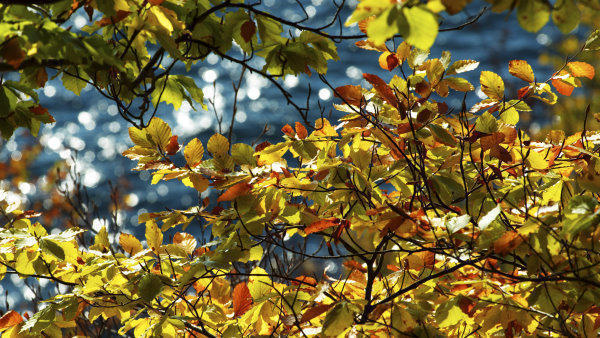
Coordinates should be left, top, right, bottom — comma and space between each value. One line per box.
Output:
39, 238, 65, 260
20, 304, 55, 333
402, 6, 438, 50
517, 0, 550, 33
435, 297, 467, 327
475, 112, 498, 134
138, 273, 164, 302
62, 74, 88, 96
322, 302, 354, 336
366, 7, 399, 46
552, 0, 580, 34
500, 106, 519, 125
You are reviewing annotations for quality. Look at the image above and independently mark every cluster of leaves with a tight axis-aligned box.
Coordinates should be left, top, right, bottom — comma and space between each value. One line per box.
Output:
3, 0, 600, 337
3, 42, 600, 337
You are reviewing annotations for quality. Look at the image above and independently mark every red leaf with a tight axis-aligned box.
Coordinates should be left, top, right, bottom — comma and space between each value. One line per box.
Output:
232, 282, 253, 317
334, 85, 363, 106
254, 141, 271, 152
165, 135, 179, 155
517, 86, 532, 99
241, 20, 257, 43
567, 61, 595, 79
300, 304, 333, 324
295, 122, 308, 139
0, 310, 23, 331
217, 182, 252, 202
305, 218, 340, 235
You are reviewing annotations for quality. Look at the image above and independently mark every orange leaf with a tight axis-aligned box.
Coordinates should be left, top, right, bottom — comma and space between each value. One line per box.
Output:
173, 232, 197, 255
295, 122, 308, 139
35, 68, 48, 87
165, 135, 179, 155
148, 0, 164, 5
493, 231, 522, 255
0, 310, 23, 331
1, 38, 25, 69
232, 282, 253, 317
334, 85, 363, 106
241, 20, 256, 43
281, 124, 295, 137
217, 182, 252, 202
300, 304, 333, 324
378, 51, 398, 71
305, 217, 340, 235
480, 132, 505, 152
291, 275, 317, 287
551, 78, 574, 96
508, 60, 534, 83
567, 61, 595, 79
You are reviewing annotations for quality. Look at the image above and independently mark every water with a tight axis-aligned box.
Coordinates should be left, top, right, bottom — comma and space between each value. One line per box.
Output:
0, 0, 571, 310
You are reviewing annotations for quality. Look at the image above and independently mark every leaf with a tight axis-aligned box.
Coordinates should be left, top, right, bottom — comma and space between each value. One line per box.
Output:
567, 61, 595, 79
552, 0, 580, 34
146, 117, 172, 150
119, 233, 143, 255
480, 71, 504, 100
62, 74, 88, 96
188, 173, 209, 192
444, 77, 474, 92
378, 51, 398, 71
300, 304, 333, 324
184, 138, 204, 167
517, 0, 550, 33
295, 122, 308, 139
138, 273, 163, 302
478, 204, 501, 230
500, 107, 519, 125
334, 85, 363, 106
217, 182, 252, 202
1, 38, 25, 69
240, 20, 256, 43
305, 218, 340, 235
0, 310, 23, 331
173, 232, 197, 255
145, 220, 162, 251
39, 238, 65, 260
322, 302, 354, 337
475, 112, 498, 134
165, 135, 179, 155
446, 214, 471, 234
509, 60, 534, 83
446, 60, 479, 76
402, 6, 439, 50
363, 73, 398, 109
232, 282, 253, 317
248, 267, 271, 300
207, 133, 229, 156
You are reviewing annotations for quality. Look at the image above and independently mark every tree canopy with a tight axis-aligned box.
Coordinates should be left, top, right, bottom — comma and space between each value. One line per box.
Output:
1, 0, 600, 337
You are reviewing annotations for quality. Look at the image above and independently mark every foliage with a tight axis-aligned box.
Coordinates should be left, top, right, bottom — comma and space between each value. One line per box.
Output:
1, 0, 600, 337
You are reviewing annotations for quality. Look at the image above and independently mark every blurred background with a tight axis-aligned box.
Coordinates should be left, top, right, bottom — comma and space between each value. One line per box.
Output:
0, 0, 598, 310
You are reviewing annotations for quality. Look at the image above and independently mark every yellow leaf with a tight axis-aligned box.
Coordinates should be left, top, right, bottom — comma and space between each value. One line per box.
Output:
119, 233, 143, 255
207, 133, 229, 156
173, 232, 196, 255
188, 173, 208, 192
480, 71, 504, 100
509, 60, 535, 83
145, 220, 162, 251
146, 117, 172, 150
184, 138, 204, 167
149, 6, 173, 32
248, 267, 271, 300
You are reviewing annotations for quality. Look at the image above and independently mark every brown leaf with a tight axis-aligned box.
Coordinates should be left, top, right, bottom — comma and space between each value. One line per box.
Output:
217, 182, 252, 202
148, 0, 165, 5
35, 68, 48, 87
334, 85, 363, 106
489, 145, 512, 163
241, 20, 256, 43
480, 132, 505, 152
97, 10, 131, 27
295, 122, 308, 139
1, 38, 25, 69
232, 282, 253, 317
300, 304, 333, 324
494, 231, 522, 255
0, 310, 23, 331
165, 135, 179, 155
363, 73, 398, 110
305, 217, 340, 235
